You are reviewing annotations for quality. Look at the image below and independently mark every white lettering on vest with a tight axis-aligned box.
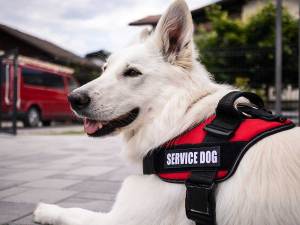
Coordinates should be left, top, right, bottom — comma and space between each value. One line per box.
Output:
212, 150, 217, 163
188, 152, 194, 164
205, 151, 211, 163
194, 152, 198, 164
166, 153, 171, 165
171, 153, 175, 165
165, 148, 219, 167
180, 153, 186, 164
200, 151, 205, 164
175, 153, 179, 164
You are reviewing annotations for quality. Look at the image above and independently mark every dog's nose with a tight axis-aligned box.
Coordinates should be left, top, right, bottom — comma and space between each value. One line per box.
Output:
68, 92, 91, 110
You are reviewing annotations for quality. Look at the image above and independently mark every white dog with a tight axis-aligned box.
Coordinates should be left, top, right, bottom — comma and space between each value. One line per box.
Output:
34, 0, 300, 224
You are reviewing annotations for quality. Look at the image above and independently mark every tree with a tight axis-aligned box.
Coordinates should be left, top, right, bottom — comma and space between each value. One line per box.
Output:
194, 3, 298, 91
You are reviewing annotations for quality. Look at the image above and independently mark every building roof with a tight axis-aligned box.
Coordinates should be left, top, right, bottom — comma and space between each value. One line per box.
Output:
0, 23, 97, 68
129, 0, 245, 27
85, 50, 111, 61
129, 15, 161, 26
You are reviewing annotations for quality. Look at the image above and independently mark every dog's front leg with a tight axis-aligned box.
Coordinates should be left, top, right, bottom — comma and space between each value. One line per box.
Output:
34, 202, 102, 225
87, 175, 192, 225
34, 175, 190, 225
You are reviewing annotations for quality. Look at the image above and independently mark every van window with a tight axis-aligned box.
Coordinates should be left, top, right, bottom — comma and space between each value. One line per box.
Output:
23, 68, 65, 90
0, 63, 6, 83
67, 77, 78, 91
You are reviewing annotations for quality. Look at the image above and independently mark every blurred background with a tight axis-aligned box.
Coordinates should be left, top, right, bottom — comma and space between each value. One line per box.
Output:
0, 0, 299, 224
0, 0, 299, 133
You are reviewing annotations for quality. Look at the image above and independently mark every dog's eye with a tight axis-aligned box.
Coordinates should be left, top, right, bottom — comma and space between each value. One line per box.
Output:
102, 63, 108, 72
123, 68, 142, 77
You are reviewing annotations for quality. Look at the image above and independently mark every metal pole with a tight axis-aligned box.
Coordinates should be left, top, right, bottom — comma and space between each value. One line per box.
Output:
0, 58, 2, 129
275, 0, 282, 114
12, 49, 18, 135
298, 1, 300, 126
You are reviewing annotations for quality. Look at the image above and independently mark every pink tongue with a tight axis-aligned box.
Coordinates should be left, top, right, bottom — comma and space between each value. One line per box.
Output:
83, 118, 102, 134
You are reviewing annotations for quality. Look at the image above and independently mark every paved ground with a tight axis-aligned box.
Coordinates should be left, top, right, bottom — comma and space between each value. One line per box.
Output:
1, 122, 83, 135
0, 133, 138, 225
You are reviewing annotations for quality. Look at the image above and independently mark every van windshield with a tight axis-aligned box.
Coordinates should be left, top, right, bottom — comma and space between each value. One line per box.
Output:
22, 67, 65, 90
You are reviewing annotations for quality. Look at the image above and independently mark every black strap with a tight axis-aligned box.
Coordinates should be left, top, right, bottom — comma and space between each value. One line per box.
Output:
185, 171, 217, 225
237, 104, 287, 122
204, 91, 264, 142
216, 91, 264, 117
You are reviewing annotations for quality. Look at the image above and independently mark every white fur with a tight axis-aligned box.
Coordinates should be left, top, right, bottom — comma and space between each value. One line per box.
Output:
34, 0, 300, 224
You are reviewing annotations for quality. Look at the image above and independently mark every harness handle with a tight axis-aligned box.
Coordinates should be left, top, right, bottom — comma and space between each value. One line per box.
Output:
204, 91, 265, 141
216, 91, 264, 118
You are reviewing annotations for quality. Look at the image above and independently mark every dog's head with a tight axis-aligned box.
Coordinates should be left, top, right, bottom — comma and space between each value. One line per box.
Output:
69, 0, 196, 137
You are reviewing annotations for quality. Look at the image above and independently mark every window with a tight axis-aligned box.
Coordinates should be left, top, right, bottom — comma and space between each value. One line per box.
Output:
67, 77, 78, 91
22, 68, 65, 90
44, 73, 65, 89
0, 63, 7, 84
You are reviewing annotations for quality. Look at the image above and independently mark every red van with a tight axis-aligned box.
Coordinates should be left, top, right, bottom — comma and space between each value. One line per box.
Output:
0, 56, 78, 127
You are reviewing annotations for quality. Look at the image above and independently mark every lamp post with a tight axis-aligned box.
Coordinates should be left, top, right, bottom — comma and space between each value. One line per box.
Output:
275, 0, 282, 114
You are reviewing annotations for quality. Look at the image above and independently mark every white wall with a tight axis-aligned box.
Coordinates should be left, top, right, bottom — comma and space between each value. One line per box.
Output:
242, 0, 299, 21
268, 85, 299, 101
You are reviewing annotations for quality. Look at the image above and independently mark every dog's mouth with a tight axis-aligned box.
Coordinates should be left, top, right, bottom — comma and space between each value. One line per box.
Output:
83, 108, 139, 137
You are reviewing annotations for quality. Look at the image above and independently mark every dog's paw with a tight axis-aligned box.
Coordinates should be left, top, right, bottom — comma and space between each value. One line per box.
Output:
33, 202, 62, 225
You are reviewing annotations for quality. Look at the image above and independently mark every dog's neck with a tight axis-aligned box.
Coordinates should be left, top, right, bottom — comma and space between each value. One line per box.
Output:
121, 63, 234, 166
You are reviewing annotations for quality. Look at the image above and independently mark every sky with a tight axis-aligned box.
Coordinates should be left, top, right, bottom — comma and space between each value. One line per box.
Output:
0, 0, 220, 57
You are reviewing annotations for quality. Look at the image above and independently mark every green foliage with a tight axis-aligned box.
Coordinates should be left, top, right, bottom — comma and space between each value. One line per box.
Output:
195, 3, 298, 88
64, 63, 100, 85
73, 66, 100, 85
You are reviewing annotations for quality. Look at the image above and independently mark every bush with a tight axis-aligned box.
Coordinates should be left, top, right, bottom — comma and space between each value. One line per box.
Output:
195, 3, 298, 91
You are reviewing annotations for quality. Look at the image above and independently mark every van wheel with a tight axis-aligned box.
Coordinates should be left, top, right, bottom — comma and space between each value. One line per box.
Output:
42, 120, 51, 127
24, 107, 41, 127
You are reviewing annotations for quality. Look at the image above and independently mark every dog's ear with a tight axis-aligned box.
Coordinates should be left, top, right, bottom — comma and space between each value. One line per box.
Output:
154, 0, 194, 69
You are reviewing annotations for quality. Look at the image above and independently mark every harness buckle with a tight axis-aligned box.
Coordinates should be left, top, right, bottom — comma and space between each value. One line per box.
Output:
185, 171, 217, 225
204, 123, 234, 138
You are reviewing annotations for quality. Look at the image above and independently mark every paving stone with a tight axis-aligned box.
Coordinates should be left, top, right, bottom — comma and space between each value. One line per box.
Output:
92, 167, 138, 182
48, 157, 82, 166
10, 214, 35, 225
76, 157, 125, 167
21, 179, 80, 189
2, 189, 77, 204
0, 135, 123, 223
66, 166, 116, 176
3, 163, 46, 170
73, 192, 116, 201
43, 163, 77, 170
61, 147, 88, 152
66, 180, 121, 194
0, 187, 29, 200
47, 174, 91, 180
0, 180, 25, 191
1, 170, 59, 182
58, 197, 113, 212
0, 201, 35, 224
5, 153, 68, 164
0, 168, 24, 177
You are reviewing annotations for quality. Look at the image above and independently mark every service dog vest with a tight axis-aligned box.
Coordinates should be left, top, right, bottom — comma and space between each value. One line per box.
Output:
143, 91, 295, 225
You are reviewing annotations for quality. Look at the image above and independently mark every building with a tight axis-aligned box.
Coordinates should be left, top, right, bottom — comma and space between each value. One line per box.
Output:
129, 0, 299, 28
0, 23, 99, 83
85, 50, 110, 67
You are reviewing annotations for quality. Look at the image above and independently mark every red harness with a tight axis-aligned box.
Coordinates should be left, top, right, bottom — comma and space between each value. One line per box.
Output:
143, 91, 295, 225
157, 115, 293, 182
